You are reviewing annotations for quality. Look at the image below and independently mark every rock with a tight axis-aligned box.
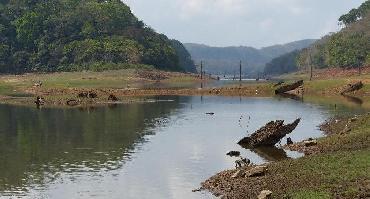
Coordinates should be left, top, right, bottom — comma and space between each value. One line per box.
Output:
66, 99, 79, 106
226, 151, 240, 157
349, 117, 357, 122
34, 96, 45, 106
303, 139, 317, 147
287, 137, 293, 145
231, 170, 245, 178
33, 81, 42, 87
245, 165, 267, 177
78, 91, 88, 98
258, 190, 273, 199
88, 92, 97, 98
238, 119, 301, 148
192, 188, 203, 192
108, 94, 118, 101
235, 157, 251, 168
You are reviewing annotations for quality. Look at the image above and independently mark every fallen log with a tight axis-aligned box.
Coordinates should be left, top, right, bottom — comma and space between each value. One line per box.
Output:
275, 80, 303, 94
238, 118, 301, 148
340, 81, 363, 95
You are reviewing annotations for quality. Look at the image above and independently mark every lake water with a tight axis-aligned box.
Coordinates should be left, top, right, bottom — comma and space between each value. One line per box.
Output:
0, 96, 366, 199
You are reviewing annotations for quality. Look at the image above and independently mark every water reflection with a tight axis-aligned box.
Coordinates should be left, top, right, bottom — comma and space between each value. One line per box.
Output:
341, 95, 363, 106
276, 93, 303, 102
0, 98, 183, 194
0, 95, 367, 199
249, 147, 289, 162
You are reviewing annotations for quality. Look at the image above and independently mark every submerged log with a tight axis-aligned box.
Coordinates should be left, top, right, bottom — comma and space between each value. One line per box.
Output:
340, 81, 363, 95
274, 80, 303, 94
238, 118, 301, 148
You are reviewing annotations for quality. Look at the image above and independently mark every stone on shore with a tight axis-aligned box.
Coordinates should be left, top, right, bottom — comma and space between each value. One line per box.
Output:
303, 139, 318, 147
257, 190, 272, 199
245, 165, 267, 177
231, 170, 245, 178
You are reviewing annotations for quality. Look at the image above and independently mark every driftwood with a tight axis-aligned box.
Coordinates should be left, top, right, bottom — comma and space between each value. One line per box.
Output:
238, 119, 301, 148
275, 80, 303, 94
340, 81, 363, 95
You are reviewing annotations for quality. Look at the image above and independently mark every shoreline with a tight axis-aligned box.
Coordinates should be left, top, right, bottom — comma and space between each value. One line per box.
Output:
0, 67, 369, 108
200, 113, 370, 198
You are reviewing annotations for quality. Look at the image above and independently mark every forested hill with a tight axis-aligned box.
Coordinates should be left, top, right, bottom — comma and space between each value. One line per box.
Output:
184, 39, 315, 76
0, 0, 196, 73
264, 0, 370, 75
298, 0, 370, 70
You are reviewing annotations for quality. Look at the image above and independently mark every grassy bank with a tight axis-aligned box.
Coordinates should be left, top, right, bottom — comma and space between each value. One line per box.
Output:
0, 67, 368, 107
202, 114, 370, 199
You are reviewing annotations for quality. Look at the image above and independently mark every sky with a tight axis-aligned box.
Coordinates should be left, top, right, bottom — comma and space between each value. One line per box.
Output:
122, 0, 365, 48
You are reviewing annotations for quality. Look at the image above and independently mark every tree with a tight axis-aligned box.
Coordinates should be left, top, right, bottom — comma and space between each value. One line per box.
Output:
0, 0, 192, 73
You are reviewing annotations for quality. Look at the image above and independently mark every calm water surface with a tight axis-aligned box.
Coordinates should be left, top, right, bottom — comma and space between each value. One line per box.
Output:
0, 96, 366, 199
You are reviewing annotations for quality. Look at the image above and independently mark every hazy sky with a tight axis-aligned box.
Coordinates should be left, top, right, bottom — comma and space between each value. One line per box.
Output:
122, 0, 365, 48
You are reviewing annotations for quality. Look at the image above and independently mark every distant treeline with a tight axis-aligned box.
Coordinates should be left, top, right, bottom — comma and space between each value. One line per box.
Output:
0, 0, 196, 73
264, 0, 370, 75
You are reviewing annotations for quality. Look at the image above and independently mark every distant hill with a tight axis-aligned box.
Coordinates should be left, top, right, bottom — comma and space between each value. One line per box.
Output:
184, 39, 316, 76
264, 50, 301, 75
0, 0, 195, 73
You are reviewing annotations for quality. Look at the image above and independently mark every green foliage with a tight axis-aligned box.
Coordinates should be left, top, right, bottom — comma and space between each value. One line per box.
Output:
326, 32, 369, 67
0, 0, 189, 73
339, 0, 370, 26
264, 50, 300, 75
170, 40, 196, 72
296, 3, 370, 70
14, 11, 43, 47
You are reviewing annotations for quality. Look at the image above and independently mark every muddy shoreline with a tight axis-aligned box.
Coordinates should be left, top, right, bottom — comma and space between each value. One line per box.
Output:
0, 85, 273, 108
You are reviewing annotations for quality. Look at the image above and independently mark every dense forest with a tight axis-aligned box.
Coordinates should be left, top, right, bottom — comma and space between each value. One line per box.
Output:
263, 51, 300, 75
264, 0, 370, 75
0, 0, 196, 73
184, 39, 315, 76
298, 0, 370, 70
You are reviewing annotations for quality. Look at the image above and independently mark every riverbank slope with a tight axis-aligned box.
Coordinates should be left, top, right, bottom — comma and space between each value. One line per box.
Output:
201, 113, 370, 198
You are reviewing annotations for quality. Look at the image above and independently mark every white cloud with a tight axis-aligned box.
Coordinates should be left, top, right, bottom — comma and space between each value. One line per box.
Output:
122, 0, 365, 47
